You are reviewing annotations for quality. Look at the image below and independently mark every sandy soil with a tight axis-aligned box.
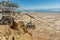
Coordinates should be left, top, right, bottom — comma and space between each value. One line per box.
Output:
0, 12, 60, 40
22, 12, 60, 40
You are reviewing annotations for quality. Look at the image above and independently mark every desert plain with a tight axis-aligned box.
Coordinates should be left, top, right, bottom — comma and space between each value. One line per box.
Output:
0, 12, 60, 40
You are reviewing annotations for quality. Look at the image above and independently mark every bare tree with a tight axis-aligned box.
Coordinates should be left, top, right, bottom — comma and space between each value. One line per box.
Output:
0, 0, 19, 12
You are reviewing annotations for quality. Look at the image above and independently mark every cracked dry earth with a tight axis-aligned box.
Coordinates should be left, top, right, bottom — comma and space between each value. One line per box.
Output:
0, 12, 60, 40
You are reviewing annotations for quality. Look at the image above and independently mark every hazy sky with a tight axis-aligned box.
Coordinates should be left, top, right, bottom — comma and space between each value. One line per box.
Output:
0, 0, 60, 10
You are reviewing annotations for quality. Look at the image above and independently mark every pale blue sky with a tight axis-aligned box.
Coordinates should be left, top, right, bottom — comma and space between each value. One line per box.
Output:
0, 0, 60, 10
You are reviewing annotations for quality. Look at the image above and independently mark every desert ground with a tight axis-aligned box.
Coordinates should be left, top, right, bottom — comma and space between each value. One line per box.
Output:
0, 12, 60, 40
